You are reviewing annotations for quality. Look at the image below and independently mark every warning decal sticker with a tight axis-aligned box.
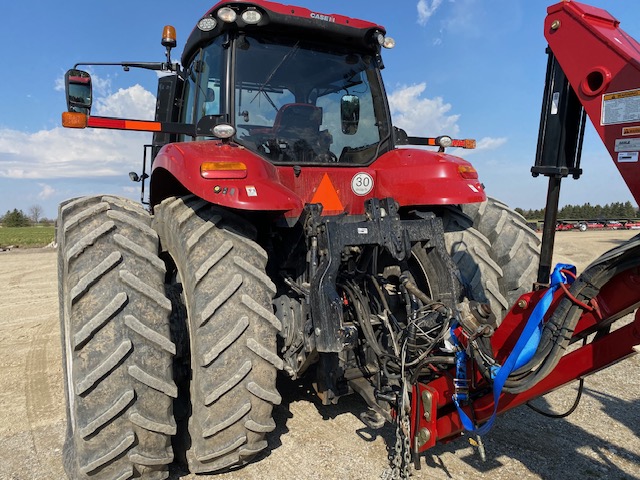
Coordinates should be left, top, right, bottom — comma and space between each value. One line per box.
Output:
618, 152, 639, 163
602, 88, 640, 125
622, 126, 640, 136
615, 138, 640, 152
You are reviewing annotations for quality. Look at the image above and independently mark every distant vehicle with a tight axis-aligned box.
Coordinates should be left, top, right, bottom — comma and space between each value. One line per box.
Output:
575, 220, 624, 231
555, 221, 575, 231
624, 220, 640, 229
606, 220, 625, 229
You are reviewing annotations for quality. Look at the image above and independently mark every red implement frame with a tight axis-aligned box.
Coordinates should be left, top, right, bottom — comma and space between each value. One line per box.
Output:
415, 270, 640, 451
413, 0, 640, 451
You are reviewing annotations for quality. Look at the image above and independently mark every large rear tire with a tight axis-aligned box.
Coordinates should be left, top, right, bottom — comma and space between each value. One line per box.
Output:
58, 195, 176, 480
443, 198, 540, 321
153, 196, 282, 473
460, 197, 541, 306
443, 208, 509, 319
443, 198, 541, 321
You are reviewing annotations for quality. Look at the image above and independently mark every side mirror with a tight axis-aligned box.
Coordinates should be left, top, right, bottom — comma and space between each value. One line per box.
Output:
340, 94, 360, 135
65, 69, 92, 115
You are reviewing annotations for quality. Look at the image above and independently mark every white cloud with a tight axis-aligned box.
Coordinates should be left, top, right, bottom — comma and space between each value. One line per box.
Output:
442, 0, 477, 32
90, 74, 114, 98
94, 85, 155, 120
0, 84, 155, 180
388, 84, 508, 159
475, 136, 507, 151
418, 0, 484, 44
54, 76, 65, 92
388, 83, 460, 137
417, 0, 444, 26
37, 183, 56, 199
0, 127, 150, 179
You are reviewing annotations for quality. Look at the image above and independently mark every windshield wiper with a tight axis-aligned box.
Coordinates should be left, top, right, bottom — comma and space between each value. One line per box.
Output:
251, 41, 300, 107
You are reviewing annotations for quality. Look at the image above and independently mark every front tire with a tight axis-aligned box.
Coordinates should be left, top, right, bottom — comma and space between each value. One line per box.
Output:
153, 196, 282, 473
58, 195, 176, 480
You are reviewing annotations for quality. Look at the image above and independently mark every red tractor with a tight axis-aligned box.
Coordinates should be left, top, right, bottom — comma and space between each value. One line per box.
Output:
58, 1, 639, 479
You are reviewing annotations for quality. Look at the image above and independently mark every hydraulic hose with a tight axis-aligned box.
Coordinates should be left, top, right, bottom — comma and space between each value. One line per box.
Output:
501, 237, 640, 394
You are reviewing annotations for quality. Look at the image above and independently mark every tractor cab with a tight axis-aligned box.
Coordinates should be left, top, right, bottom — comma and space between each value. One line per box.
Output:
62, 0, 481, 217
163, 0, 395, 166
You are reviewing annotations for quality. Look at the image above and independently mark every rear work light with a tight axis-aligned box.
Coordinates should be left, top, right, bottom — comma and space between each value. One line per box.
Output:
438, 136, 453, 148
197, 16, 217, 32
200, 161, 247, 179
242, 9, 262, 24
373, 30, 395, 49
217, 7, 237, 23
212, 124, 236, 139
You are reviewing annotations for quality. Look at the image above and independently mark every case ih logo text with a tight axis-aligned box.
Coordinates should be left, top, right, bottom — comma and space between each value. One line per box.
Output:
310, 12, 336, 22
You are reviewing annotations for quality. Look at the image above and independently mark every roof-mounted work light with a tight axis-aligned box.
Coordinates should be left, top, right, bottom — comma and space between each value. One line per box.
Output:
242, 9, 262, 24
218, 7, 237, 23
198, 16, 217, 31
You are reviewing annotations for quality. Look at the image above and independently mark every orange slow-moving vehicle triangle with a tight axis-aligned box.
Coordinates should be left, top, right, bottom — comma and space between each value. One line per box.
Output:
310, 173, 344, 213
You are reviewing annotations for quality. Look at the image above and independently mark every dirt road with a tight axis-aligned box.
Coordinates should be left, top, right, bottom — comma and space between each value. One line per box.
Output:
1, 230, 638, 479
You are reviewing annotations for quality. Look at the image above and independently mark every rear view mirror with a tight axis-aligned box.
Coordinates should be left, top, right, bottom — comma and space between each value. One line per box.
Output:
65, 69, 92, 115
341, 94, 360, 135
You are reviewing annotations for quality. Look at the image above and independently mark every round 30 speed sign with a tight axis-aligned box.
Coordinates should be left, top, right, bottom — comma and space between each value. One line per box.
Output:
351, 172, 374, 196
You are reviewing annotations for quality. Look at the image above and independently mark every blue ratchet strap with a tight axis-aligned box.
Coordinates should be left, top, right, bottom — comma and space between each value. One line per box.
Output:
452, 263, 576, 436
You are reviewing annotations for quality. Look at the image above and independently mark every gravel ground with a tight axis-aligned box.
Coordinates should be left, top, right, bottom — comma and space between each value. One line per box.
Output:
0, 230, 638, 480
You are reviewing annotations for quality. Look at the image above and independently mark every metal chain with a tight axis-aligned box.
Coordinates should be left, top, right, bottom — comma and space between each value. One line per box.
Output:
381, 410, 411, 480
381, 416, 405, 480
381, 345, 412, 480
401, 414, 412, 476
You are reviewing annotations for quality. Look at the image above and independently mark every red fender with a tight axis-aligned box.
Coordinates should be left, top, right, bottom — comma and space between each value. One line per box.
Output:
151, 141, 303, 212
153, 142, 485, 218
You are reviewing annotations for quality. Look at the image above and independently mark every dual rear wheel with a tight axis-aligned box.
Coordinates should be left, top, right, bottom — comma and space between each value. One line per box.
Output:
58, 196, 176, 480
58, 195, 538, 478
152, 196, 282, 473
59, 195, 280, 479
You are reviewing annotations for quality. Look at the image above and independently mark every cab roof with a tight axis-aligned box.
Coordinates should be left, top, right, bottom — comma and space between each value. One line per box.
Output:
181, 0, 386, 65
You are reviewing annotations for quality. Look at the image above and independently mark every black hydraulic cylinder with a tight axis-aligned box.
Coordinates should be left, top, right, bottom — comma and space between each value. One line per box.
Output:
537, 176, 562, 284
532, 50, 585, 180
532, 49, 587, 285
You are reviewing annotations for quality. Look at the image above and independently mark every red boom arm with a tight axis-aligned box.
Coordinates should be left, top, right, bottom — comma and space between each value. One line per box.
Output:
545, 1, 640, 205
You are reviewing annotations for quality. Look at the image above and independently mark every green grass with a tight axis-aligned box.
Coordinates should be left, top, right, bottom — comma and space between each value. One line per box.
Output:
0, 226, 55, 248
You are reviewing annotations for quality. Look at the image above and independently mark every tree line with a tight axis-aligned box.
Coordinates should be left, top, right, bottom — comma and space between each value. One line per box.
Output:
1, 206, 53, 227
515, 201, 639, 221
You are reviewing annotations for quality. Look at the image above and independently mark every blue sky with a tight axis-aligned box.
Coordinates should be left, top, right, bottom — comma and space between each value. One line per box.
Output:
1, 0, 639, 220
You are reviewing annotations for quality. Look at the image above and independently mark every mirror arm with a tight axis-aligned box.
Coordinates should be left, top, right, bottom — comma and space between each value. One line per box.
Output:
73, 62, 181, 74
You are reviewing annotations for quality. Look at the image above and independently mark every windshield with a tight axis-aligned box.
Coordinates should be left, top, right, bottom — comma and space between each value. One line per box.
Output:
231, 34, 390, 165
